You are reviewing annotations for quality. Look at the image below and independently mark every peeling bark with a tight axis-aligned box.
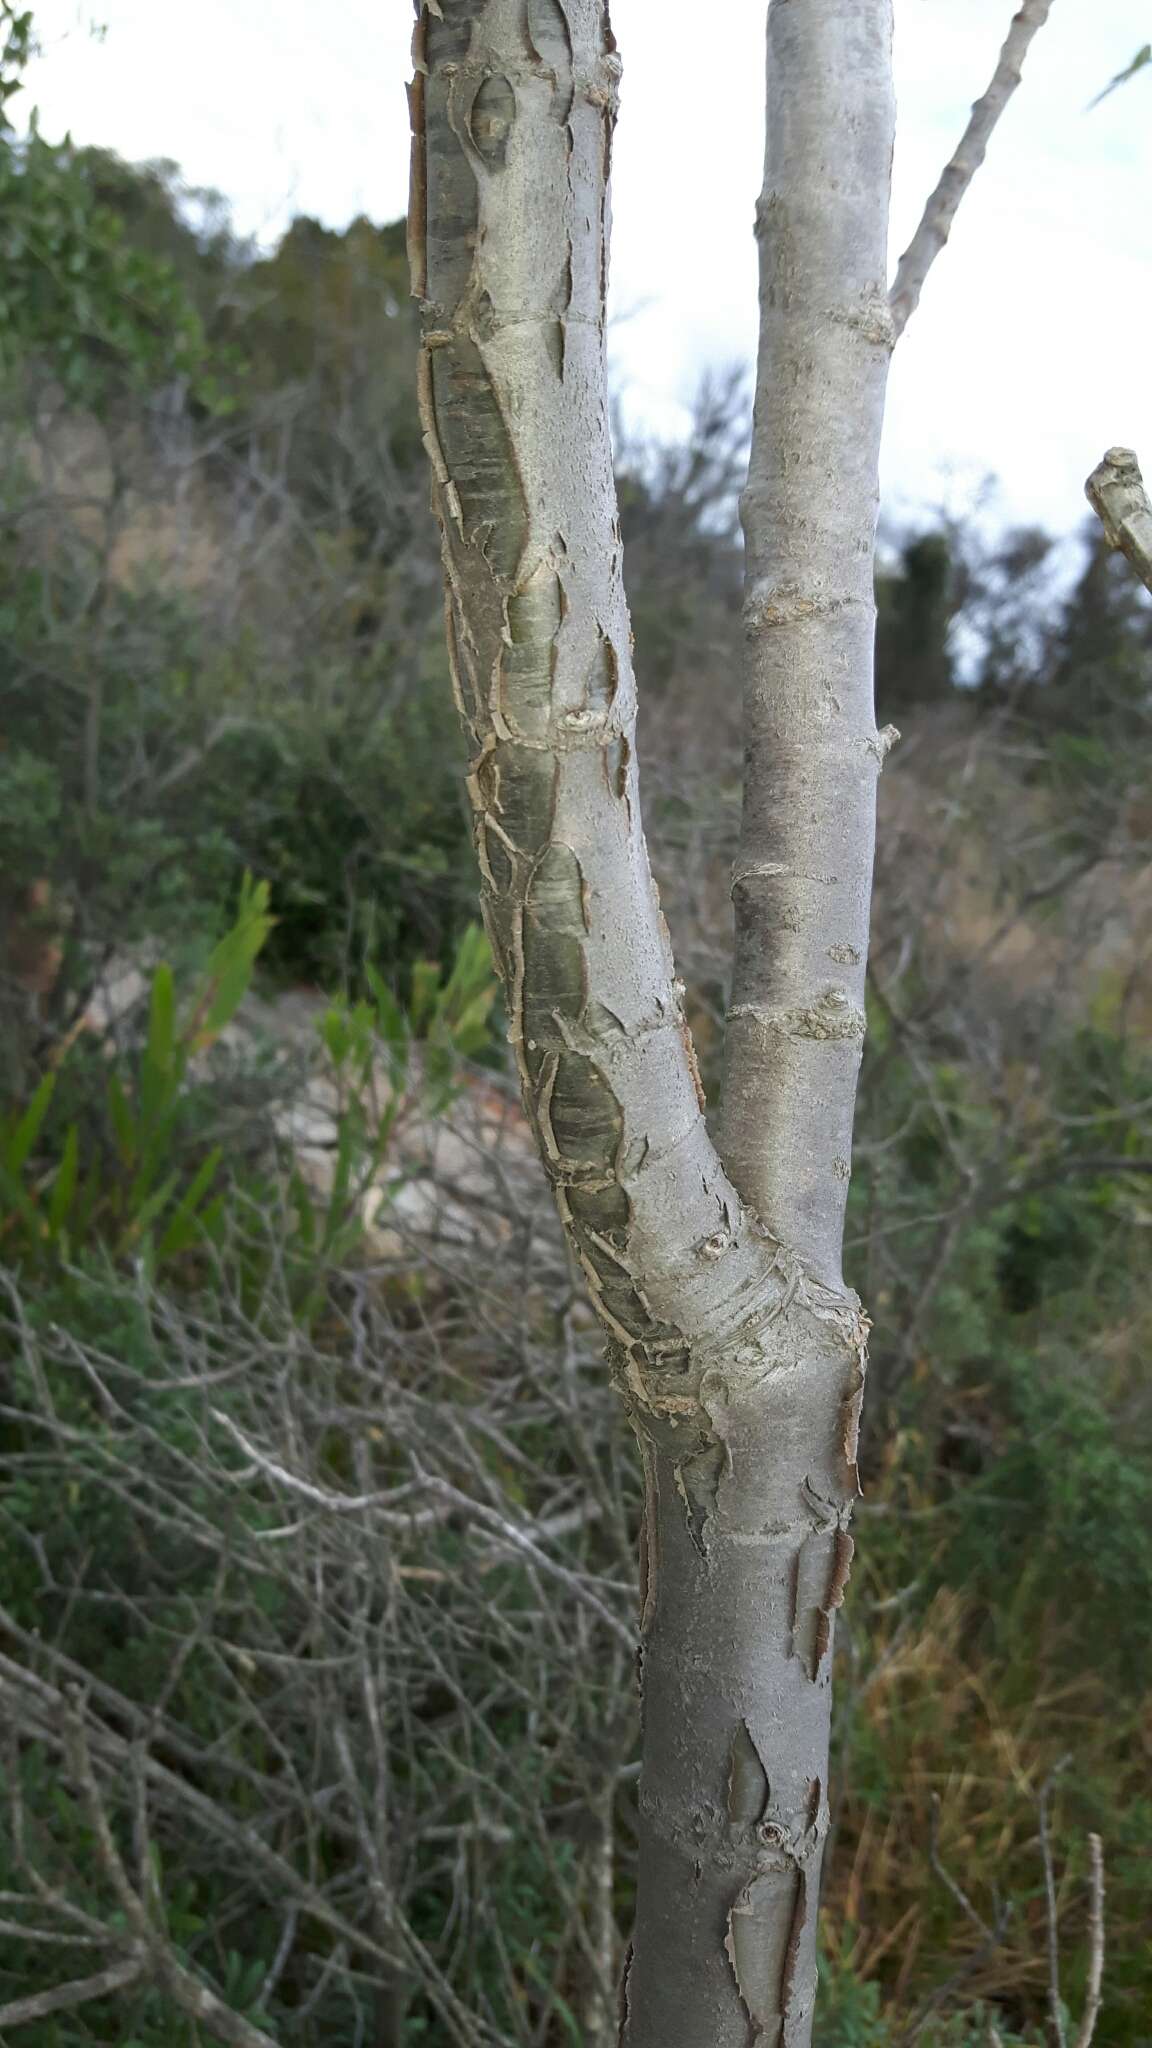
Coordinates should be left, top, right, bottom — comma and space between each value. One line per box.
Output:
409, 5, 880, 2043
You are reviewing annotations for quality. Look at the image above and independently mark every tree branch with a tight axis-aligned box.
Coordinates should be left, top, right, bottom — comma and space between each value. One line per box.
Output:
1085, 447, 1152, 594
413, 1470, 635, 1655
407, 0, 774, 1400
0, 1955, 146, 2031
722, 0, 896, 1281
0, 1659, 487, 2046
63, 1699, 282, 2048
890, 0, 1055, 340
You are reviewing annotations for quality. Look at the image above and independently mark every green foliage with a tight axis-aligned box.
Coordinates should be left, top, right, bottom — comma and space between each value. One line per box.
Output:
837, 990, 1152, 2037
70, 145, 242, 311
0, 876, 273, 1272
875, 529, 958, 717
0, 878, 497, 1293
0, 129, 210, 398
223, 212, 423, 525
816, 1941, 894, 2048
816, 1938, 1034, 2047
939, 1346, 1152, 1681
0, 6, 217, 403
0, 1745, 279, 2045
0, 745, 61, 867
0, 1272, 297, 2043
0, 0, 31, 109
287, 924, 497, 1284
189, 680, 473, 989
0, 538, 469, 1016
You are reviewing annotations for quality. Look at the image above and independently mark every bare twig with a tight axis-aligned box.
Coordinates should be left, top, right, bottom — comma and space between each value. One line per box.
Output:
1085, 447, 1152, 594
927, 1793, 998, 1947
413, 1471, 636, 1656
891, 1, 1055, 337
63, 1698, 282, 2048
0, 1954, 145, 2030
898, 1796, 1012, 2046
1038, 1760, 1071, 2048
210, 1407, 450, 1525
1072, 1835, 1106, 2048
0, 1107, 633, 2048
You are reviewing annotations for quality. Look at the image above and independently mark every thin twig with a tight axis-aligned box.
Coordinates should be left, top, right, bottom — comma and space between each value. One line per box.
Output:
1038, 1759, 1072, 2048
63, 1696, 282, 2048
927, 1793, 997, 1945
413, 1470, 636, 1656
898, 1795, 1011, 2046
891, 0, 1055, 337
210, 1408, 450, 1524
1072, 1834, 1106, 2048
1, 1663, 496, 2048
0, 1954, 145, 2030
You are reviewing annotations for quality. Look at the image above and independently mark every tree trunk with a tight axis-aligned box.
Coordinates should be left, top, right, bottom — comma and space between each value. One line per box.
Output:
409, 3, 888, 2041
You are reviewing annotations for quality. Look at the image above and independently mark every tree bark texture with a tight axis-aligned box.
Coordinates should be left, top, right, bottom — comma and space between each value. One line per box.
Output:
1086, 447, 1152, 595
724, 0, 896, 1287
409, 5, 885, 2043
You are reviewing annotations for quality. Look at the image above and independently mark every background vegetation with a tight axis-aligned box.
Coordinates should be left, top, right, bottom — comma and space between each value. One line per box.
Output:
1, 10, 1150, 2043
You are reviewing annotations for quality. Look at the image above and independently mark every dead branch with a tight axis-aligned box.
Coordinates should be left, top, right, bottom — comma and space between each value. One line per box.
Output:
0, 1954, 145, 2031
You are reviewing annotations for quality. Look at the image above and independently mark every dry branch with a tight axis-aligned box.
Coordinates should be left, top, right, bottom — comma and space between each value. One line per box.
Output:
0, 1956, 145, 2032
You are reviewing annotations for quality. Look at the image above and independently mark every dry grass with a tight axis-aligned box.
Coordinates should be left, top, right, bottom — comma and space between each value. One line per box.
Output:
824, 1556, 1149, 2031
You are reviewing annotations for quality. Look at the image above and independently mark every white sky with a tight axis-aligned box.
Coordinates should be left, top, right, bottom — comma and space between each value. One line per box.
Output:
22, 1, 1152, 534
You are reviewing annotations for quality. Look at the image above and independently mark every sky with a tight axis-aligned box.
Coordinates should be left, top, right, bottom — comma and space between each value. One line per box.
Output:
21, 0, 1152, 536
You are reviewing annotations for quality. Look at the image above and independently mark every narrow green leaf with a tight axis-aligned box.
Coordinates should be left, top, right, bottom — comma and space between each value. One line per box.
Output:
288, 1167, 316, 1251
46, 1122, 80, 1234
0, 1159, 44, 1238
146, 961, 176, 1074
409, 958, 440, 1036
107, 1064, 138, 1163
4, 1071, 56, 1175
366, 965, 410, 1070
155, 1146, 223, 1260
449, 987, 497, 1055
121, 1170, 179, 1247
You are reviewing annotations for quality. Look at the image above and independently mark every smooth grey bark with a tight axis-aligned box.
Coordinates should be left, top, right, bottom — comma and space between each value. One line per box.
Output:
722, 0, 896, 1288
406, 2, 1054, 2043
